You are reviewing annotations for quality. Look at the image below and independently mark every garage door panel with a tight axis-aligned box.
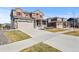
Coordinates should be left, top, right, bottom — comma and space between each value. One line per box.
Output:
18, 22, 34, 30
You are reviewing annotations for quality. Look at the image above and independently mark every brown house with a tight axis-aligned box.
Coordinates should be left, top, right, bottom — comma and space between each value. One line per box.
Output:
10, 8, 44, 29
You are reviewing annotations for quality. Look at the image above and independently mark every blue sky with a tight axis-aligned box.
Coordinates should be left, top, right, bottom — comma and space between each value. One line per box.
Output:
0, 7, 79, 23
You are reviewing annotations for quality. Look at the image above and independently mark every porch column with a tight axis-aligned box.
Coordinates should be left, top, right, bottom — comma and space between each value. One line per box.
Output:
15, 19, 18, 29
41, 19, 43, 27
46, 20, 48, 27
34, 19, 37, 28
16, 21, 18, 29
34, 19, 36, 28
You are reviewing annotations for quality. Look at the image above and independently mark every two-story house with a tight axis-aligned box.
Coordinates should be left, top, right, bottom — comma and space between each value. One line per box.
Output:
10, 8, 44, 29
67, 18, 79, 28
46, 17, 67, 28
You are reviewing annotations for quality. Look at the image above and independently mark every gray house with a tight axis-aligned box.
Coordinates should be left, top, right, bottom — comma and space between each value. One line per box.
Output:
46, 17, 68, 28
67, 18, 79, 28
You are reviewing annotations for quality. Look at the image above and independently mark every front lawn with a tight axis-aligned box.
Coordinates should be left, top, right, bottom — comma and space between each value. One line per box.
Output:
64, 30, 79, 37
4, 30, 31, 42
45, 28, 66, 32
20, 42, 60, 52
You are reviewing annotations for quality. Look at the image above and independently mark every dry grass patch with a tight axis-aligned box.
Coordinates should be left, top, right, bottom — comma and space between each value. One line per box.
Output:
4, 30, 31, 42
20, 42, 60, 52
64, 30, 79, 36
45, 28, 66, 32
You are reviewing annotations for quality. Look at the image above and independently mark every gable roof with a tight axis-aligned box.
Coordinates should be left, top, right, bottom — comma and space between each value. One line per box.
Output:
67, 18, 75, 21
32, 10, 44, 15
23, 11, 30, 14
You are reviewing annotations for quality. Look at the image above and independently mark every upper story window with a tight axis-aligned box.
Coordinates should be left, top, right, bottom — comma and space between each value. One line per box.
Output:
26, 15, 28, 16
36, 13, 39, 15
40, 15, 42, 18
32, 13, 36, 17
16, 12, 21, 16
26, 14, 29, 16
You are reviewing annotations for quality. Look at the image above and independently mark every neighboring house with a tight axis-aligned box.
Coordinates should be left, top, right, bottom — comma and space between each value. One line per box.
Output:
67, 18, 79, 28
46, 17, 67, 28
76, 18, 79, 28
67, 18, 75, 28
10, 8, 44, 29
3, 23, 11, 30
0, 23, 11, 30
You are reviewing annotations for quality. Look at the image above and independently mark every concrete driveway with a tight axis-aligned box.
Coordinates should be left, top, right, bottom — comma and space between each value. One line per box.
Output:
20, 28, 79, 52
17, 22, 79, 52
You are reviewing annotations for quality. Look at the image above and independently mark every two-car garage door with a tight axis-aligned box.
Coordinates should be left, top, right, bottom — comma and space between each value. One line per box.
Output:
17, 22, 34, 30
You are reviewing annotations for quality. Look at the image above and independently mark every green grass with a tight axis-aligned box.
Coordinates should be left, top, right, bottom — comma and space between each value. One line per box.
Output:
4, 30, 31, 42
64, 30, 79, 37
20, 42, 60, 52
45, 28, 66, 32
